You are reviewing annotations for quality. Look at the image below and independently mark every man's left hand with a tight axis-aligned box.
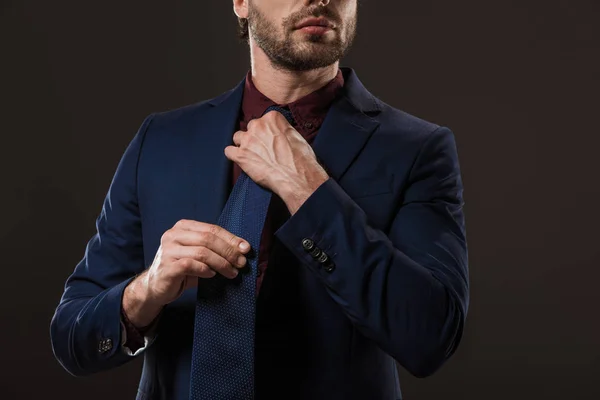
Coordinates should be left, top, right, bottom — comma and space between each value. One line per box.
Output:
224, 111, 329, 214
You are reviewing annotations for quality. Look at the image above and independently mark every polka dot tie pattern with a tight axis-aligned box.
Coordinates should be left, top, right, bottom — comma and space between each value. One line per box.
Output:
189, 106, 295, 400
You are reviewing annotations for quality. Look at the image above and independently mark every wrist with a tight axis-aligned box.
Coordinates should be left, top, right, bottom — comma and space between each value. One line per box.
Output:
122, 273, 164, 329
279, 171, 329, 215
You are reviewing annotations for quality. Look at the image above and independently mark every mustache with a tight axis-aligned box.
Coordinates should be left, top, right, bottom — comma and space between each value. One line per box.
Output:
285, 6, 342, 28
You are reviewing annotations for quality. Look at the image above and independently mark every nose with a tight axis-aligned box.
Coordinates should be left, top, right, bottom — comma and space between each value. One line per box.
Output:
306, 0, 331, 6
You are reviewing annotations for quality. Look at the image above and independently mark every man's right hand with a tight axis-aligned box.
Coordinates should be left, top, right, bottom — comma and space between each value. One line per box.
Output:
122, 219, 251, 328
144, 219, 251, 306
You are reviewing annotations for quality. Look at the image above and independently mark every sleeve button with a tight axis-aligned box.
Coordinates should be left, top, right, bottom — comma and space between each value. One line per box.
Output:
309, 247, 322, 259
302, 238, 315, 251
98, 338, 113, 354
317, 252, 329, 264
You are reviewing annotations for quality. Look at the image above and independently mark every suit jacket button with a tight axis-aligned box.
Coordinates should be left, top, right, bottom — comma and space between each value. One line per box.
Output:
98, 338, 113, 354
317, 252, 329, 264
309, 247, 322, 259
302, 238, 315, 251
324, 263, 336, 273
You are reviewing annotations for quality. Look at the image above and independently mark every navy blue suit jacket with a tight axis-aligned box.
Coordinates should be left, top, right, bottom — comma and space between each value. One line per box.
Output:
50, 68, 469, 400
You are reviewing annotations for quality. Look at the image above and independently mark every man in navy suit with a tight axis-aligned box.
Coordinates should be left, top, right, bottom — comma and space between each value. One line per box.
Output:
50, 0, 469, 399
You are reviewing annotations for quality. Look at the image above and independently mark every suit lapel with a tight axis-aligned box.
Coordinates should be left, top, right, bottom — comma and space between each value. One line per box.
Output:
311, 68, 381, 182
191, 80, 245, 225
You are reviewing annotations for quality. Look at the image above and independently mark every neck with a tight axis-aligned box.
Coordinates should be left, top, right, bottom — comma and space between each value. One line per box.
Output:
249, 40, 339, 105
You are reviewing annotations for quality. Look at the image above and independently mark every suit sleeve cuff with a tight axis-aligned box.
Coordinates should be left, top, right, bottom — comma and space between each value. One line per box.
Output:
84, 277, 136, 366
275, 177, 351, 277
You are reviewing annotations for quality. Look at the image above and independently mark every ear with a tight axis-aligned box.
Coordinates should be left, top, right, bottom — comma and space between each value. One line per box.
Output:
233, 0, 249, 19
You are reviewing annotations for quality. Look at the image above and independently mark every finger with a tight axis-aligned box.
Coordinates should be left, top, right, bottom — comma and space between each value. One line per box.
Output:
224, 145, 240, 162
175, 245, 240, 279
174, 258, 217, 279
170, 229, 247, 269
173, 219, 251, 253
232, 130, 245, 146
246, 118, 258, 130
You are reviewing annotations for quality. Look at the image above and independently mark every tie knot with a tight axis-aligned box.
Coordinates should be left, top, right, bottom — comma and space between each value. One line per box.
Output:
262, 105, 296, 125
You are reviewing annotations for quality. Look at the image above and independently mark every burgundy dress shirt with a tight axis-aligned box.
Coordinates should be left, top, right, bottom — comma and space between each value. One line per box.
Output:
122, 69, 344, 351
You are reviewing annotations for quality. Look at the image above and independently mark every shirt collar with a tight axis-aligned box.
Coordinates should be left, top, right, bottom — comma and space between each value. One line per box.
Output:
240, 69, 345, 135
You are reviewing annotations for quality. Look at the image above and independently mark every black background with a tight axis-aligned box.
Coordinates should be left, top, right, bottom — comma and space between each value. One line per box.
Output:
1, 0, 599, 399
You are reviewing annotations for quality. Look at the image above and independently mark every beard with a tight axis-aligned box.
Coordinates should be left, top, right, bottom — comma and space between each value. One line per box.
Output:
247, 3, 357, 72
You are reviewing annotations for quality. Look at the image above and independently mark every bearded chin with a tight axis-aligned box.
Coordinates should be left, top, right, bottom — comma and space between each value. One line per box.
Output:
255, 31, 351, 71
247, 7, 356, 72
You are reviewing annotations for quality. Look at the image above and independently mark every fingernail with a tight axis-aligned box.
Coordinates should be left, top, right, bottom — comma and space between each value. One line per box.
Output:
239, 242, 249, 251
237, 256, 246, 266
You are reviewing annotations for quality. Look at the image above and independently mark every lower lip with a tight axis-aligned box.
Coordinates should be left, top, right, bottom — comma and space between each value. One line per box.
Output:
297, 26, 332, 35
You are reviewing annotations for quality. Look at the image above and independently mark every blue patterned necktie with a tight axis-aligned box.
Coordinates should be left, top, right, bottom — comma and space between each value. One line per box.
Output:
189, 106, 295, 400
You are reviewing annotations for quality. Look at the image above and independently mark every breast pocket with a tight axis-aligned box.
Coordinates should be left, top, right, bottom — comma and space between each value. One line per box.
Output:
340, 174, 394, 199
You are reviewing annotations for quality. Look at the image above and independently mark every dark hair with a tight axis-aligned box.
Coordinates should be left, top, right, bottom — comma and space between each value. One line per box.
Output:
237, 17, 249, 41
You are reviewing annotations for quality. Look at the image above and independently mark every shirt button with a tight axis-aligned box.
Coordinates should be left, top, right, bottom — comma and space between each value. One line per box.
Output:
304, 122, 314, 130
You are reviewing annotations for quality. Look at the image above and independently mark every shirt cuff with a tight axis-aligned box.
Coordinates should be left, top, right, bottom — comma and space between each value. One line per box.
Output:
119, 307, 160, 357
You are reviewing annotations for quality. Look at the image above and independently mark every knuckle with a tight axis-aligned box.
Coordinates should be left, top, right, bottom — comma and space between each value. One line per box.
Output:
228, 245, 240, 262
175, 219, 187, 228
201, 264, 215, 277
178, 258, 192, 271
270, 112, 283, 123
195, 247, 208, 261
208, 224, 220, 237
161, 230, 173, 243
222, 259, 233, 270
223, 242, 234, 257
215, 255, 230, 269
235, 149, 245, 160
246, 132, 257, 142
198, 231, 212, 245
200, 263, 212, 273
